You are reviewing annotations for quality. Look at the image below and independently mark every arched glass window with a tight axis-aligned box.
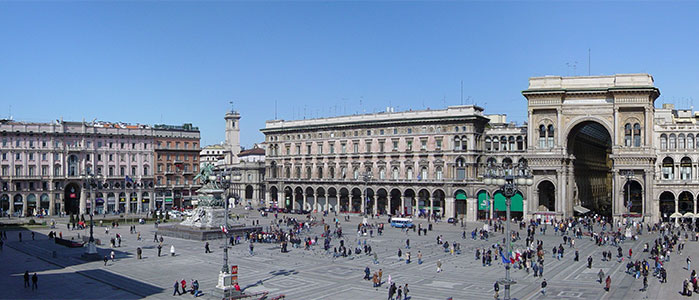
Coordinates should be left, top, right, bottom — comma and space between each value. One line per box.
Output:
485, 137, 492, 151
420, 167, 428, 180
662, 157, 674, 180
493, 136, 499, 151
329, 167, 335, 179
392, 167, 399, 180
679, 134, 686, 149
624, 123, 632, 147
317, 166, 323, 179
670, 134, 677, 149
285, 167, 290, 178
547, 125, 555, 148
689, 134, 695, 150
681, 157, 692, 180
508, 136, 515, 150
456, 158, 466, 180
539, 125, 546, 148
633, 123, 642, 147
406, 167, 413, 180
660, 134, 667, 150
379, 167, 386, 180
517, 136, 524, 150
340, 167, 347, 179
453, 136, 461, 151
500, 136, 507, 151
461, 136, 468, 151
306, 166, 312, 179
353, 168, 359, 180
436, 167, 443, 180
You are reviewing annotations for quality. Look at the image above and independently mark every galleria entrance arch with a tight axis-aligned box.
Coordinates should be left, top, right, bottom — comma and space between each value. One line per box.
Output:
523, 74, 659, 222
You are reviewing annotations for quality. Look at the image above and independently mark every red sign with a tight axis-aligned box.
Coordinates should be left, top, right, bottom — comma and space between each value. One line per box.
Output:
70, 193, 77, 198
231, 265, 238, 275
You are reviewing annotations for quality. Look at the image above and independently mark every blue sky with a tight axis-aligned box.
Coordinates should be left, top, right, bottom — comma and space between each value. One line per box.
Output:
2, 2, 699, 147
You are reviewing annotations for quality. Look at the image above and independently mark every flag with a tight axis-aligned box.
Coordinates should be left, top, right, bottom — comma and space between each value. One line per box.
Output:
417, 174, 422, 181
221, 226, 228, 234
125, 176, 134, 183
500, 250, 509, 264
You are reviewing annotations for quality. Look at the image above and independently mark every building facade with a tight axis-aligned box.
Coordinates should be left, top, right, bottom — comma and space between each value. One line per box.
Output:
0, 120, 155, 216
200, 144, 226, 167
153, 124, 201, 210
260, 73, 699, 224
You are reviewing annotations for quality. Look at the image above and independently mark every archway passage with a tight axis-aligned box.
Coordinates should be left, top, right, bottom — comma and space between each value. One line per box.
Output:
538, 181, 556, 212
622, 181, 643, 214
64, 183, 81, 215
454, 190, 467, 218
659, 192, 675, 222
567, 121, 613, 218
245, 185, 254, 201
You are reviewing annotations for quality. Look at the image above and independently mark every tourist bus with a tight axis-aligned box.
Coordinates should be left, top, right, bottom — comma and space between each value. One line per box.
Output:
390, 217, 415, 229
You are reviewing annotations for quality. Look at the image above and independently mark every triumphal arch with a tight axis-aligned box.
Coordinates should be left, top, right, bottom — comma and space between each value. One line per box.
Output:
523, 74, 660, 223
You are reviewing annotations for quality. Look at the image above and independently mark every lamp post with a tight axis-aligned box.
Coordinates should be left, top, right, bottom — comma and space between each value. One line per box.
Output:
82, 173, 100, 260
484, 160, 533, 300
362, 171, 373, 216
622, 171, 634, 218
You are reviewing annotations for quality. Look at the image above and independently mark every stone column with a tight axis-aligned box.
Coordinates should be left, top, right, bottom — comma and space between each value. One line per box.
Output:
22, 194, 28, 217
277, 190, 284, 208
9, 194, 15, 216
302, 193, 307, 211
400, 195, 406, 216
265, 189, 271, 208
137, 191, 143, 214
445, 196, 455, 219
361, 191, 366, 215
79, 188, 87, 215
466, 198, 477, 222
675, 200, 679, 214
373, 196, 378, 216
48, 192, 55, 216
125, 192, 131, 214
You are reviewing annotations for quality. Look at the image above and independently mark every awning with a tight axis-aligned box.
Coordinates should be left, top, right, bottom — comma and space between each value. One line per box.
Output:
573, 205, 591, 214
670, 212, 683, 218
683, 212, 695, 218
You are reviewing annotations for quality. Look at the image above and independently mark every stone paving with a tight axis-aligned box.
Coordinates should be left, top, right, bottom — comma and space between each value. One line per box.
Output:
0, 210, 697, 299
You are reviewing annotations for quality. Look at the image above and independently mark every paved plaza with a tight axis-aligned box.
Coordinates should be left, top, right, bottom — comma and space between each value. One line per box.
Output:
0, 210, 697, 300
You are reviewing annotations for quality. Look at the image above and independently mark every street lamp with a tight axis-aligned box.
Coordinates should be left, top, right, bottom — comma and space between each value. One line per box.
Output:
484, 160, 533, 300
82, 173, 100, 260
362, 171, 373, 215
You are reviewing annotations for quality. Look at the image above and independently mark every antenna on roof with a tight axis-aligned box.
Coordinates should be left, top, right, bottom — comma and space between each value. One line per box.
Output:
274, 100, 278, 120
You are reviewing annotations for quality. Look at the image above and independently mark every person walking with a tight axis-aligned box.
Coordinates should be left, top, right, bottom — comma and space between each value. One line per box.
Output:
157, 243, 162, 257
110, 250, 115, 262
154, 233, 158, 243
103, 255, 108, 266
205, 242, 211, 253
137, 247, 142, 259
541, 279, 547, 296
437, 259, 443, 273
403, 284, 409, 300
598, 269, 605, 284
687, 256, 691, 271
418, 251, 423, 264
605, 275, 611, 292
406, 239, 410, 249
173, 280, 181, 296
31, 273, 38, 290
249, 242, 254, 256
23, 271, 30, 288
494, 281, 500, 299
388, 282, 395, 300
170, 245, 175, 256
587, 255, 593, 268
398, 248, 402, 261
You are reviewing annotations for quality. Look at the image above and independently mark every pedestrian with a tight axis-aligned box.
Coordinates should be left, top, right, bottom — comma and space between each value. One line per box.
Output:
403, 284, 409, 299
541, 279, 547, 296
31, 232, 35, 240
642, 275, 648, 291
171, 245, 175, 256
249, 242, 254, 256
23, 271, 29, 288
173, 280, 181, 296
494, 281, 500, 299
181, 279, 187, 294
31, 273, 38, 290
687, 256, 691, 271
110, 250, 115, 262
406, 239, 410, 249
418, 251, 423, 264
157, 243, 162, 257
388, 283, 395, 300
364, 266, 371, 280
605, 275, 611, 292
396, 285, 402, 300
598, 269, 604, 283
398, 248, 402, 261
587, 256, 593, 269
437, 259, 443, 273
103, 255, 108, 266
205, 242, 211, 253
137, 247, 142, 259
154, 233, 158, 243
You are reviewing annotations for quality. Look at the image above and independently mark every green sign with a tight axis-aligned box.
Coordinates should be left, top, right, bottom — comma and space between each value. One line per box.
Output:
478, 191, 489, 210
165, 198, 173, 203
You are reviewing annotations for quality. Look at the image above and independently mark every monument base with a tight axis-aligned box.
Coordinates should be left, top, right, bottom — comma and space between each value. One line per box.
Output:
81, 242, 102, 261
215, 272, 242, 299
157, 224, 262, 241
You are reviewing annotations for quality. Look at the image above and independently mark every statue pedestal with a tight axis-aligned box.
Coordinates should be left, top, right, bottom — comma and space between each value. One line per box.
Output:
216, 271, 239, 298
81, 242, 101, 261
180, 207, 227, 229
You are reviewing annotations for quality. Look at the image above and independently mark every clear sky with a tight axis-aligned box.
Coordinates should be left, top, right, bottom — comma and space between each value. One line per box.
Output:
2, 1, 699, 147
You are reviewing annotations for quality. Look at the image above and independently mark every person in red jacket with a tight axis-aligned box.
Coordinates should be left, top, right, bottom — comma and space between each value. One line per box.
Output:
181, 279, 187, 294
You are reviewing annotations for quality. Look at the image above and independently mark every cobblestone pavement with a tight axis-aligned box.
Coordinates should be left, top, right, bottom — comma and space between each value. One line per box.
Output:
0, 211, 696, 300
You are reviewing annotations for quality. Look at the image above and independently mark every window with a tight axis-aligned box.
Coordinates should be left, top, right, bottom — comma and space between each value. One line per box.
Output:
41, 166, 48, 176
436, 139, 442, 150
517, 136, 524, 150
341, 143, 346, 154
539, 125, 546, 148
456, 158, 466, 180
406, 167, 413, 180
689, 134, 695, 150
330, 143, 335, 154
367, 130, 371, 136
662, 157, 674, 180
353, 143, 358, 153
353, 168, 359, 180
406, 140, 413, 151
28, 166, 35, 176
660, 134, 667, 150
670, 134, 677, 149
379, 167, 386, 179
393, 129, 398, 134
295, 145, 301, 155
379, 141, 385, 152
547, 125, 555, 148
341, 167, 346, 179
462, 137, 468, 151
329, 167, 335, 179
392, 167, 399, 180
132, 166, 137, 176
500, 136, 507, 151
679, 134, 686, 149
392, 141, 398, 151
307, 145, 312, 155
420, 167, 427, 180
1, 165, 7, 176
28, 153, 34, 160
96, 167, 102, 175
366, 141, 372, 153
15, 166, 22, 176
407, 128, 412, 134
454, 136, 461, 151
633, 123, 642, 147
380, 129, 384, 135
109, 166, 114, 176
436, 167, 443, 180
485, 137, 492, 151
317, 166, 323, 179
15, 153, 20, 160
306, 167, 312, 179
317, 143, 323, 155
54, 166, 61, 176
97, 154, 102, 161
681, 157, 692, 180
493, 136, 499, 151
109, 154, 113, 161
624, 123, 632, 147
